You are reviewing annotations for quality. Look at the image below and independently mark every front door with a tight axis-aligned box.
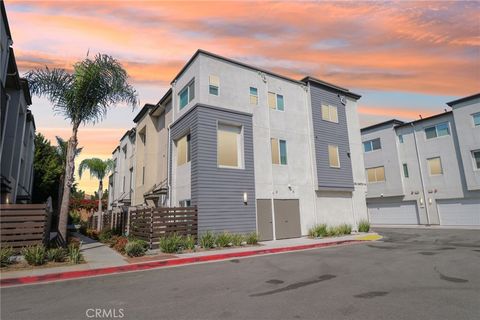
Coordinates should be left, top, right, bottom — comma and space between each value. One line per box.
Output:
256, 199, 273, 241
274, 199, 301, 239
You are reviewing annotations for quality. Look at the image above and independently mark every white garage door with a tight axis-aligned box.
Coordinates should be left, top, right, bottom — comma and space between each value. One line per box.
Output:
437, 199, 480, 226
368, 202, 419, 225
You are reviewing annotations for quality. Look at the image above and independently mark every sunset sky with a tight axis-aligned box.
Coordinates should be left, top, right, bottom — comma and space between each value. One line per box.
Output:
5, 0, 480, 193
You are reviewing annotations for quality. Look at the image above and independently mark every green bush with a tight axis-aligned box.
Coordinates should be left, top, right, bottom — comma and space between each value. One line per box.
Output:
98, 228, 114, 242
215, 232, 233, 248
182, 235, 196, 251
358, 219, 370, 233
199, 231, 216, 249
245, 232, 258, 245
67, 243, 83, 264
46, 248, 67, 262
69, 210, 81, 225
327, 224, 352, 237
308, 224, 328, 238
159, 234, 183, 253
231, 234, 244, 247
125, 240, 147, 257
0, 246, 14, 267
22, 245, 46, 266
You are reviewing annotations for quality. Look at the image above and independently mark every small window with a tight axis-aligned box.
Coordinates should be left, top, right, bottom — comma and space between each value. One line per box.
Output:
366, 166, 385, 183
322, 104, 338, 123
427, 157, 443, 175
209, 75, 219, 96
473, 112, 480, 127
142, 166, 145, 185
425, 122, 450, 139
179, 199, 191, 207
271, 138, 287, 165
268, 92, 284, 111
179, 79, 195, 110
363, 138, 381, 152
176, 134, 191, 166
472, 150, 480, 170
218, 124, 242, 168
276, 95, 284, 111
328, 145, 340, 168
249, 87, 258, 105
398, 135, 404, 143
403, 163, 409, 178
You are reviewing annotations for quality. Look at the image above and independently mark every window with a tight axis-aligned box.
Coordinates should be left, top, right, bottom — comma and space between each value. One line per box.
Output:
425, 122, 450, 139
328, 145, 340, 168
398, 135, 404, 143
268, 92, 284, 111
218, 124, 243, 168
209, 75, 219, 96
473, 112, 480, 127
176, 134, 191, 166
472, 150, 480, 170
129, 167, 133, 195
122, 145, 127, 159
249, 87, 258, 105
321, 104, 338, 123
366, 166, 385, 183
271, 138, 287, 165
179, 199, 191, 207
139, 127, 146, 144
363, 138, 381, 152
179, 79, 195, 109
142, 166, 145, 185
427, 157, 443, 175
403, 163, 409, 178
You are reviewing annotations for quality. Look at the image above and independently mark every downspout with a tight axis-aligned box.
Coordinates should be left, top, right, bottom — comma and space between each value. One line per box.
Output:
167, 82, 176, 207
411, 122, 430, 225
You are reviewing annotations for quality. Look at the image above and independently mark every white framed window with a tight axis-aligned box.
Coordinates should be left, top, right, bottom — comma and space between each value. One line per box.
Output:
270, 138, 287, 165
472, 150, 480, 170
321, 104, 338, 123
176, 134, 191, 166
328, 144, 340, 168
268, 92, 284, 111
425, 122, 450, 139
363, 138, 381, 152
473, 112, 480, 127
366, 166, 385, 183
249, 87, 258, 105
209, 75, 219, 96
179, 199, 191, 207
427, 157, 443, 175
179, 79, 195, 110
217, 123, 243, 168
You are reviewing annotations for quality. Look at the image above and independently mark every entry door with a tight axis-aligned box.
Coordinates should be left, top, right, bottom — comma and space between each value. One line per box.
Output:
274, 199, 301, 240
257, 199, 273, 241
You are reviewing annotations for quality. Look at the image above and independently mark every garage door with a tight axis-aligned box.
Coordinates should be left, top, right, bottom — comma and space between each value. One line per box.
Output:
368, 202, 419, 225
437, 199, 480, 226
273, 199, 301, 239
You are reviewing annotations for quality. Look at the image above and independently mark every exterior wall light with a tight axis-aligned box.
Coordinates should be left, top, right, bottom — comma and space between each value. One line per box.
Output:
243, 192, 248, 204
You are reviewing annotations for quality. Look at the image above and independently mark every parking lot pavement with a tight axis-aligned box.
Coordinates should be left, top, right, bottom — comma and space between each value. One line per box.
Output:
2, 228, 479, 320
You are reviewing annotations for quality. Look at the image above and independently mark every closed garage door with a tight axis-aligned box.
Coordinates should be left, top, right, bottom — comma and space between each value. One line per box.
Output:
273, 199, 301, 240
368, 202, 419, 225
437, 199, 480, 226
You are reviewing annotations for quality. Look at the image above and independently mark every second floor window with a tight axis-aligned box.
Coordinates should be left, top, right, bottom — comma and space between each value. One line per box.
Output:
427, 157, 443, 175
250, 87, 258, 105
328, 144, 340, 168
177, 134, 191, 166
425, 122, 450, 139
363, 138, 381, 152
473, 112, 480, 127
209, 75, 219, 96
366, 166, 385, 183
218, 124, 243, 168
268, 92, 284, 111
179, 79, 195, 110
271, 138, 287, 165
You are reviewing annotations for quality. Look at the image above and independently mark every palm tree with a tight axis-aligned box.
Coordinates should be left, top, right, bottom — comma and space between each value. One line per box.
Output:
78, 158, 114, 230
26, 54, 138, 242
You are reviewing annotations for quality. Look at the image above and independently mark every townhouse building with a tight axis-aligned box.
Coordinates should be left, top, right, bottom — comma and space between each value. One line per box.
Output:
109, 50, 368, 240
361, 93, 480, 226
1, 2, 35, 204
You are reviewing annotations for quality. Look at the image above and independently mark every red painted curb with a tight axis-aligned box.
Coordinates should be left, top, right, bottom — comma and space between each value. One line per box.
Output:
1, 239, 361, 287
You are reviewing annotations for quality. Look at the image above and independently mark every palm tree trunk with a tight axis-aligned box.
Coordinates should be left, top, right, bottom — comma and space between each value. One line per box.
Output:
98, 180, 103, 231
58, 125, 79, 244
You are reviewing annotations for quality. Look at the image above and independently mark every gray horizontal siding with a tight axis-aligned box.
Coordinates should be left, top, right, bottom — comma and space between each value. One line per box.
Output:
170, 104, 256, 234
310, 83, 354, 190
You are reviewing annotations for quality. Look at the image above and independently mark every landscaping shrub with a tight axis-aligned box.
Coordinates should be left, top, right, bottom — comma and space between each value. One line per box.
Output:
46, 248, 67, 262
69, 210, 81, 225
0, 246, 14, 267
308, 224, 328, 238
98, 228, 114, 242
86, 228, 99, 240
231, 233, 244, 247
327, 224, 352, 237
245, 232, 258, 245
358, 219, 370, 233
108, 235, 120, 247
159, 234, 183, 253
68, 237, 81, 249
125, 240, 147, 257
199, 231, 216, 249
215, 232, 233, 248
182, 235, 196, 251
22, 245, 46, 266
113, 237, 128, 254
67, 243, 83, 264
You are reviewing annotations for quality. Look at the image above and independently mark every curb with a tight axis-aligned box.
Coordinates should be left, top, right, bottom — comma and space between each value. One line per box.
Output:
1, 239, 363, 287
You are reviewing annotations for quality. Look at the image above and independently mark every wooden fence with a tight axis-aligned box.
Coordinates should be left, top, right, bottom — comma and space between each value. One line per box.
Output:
129, 206, 197, 249
87, 215, 99, 230
0, 203, 52, 250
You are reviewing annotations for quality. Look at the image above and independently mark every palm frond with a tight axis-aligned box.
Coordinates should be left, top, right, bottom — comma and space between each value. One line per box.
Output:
78, 158, 114, 181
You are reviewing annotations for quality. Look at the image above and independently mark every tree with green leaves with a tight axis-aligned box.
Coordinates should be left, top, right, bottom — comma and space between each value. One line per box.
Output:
26, 54, 138, 242
78, 158, 114, 229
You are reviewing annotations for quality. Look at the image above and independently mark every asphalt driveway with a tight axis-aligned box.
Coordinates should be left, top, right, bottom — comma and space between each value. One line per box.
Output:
2, 228, 479, 320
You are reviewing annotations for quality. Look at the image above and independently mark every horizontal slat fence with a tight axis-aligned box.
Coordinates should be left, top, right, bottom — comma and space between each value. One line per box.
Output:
0, 204, 51, 250
129, 206, 197, 249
